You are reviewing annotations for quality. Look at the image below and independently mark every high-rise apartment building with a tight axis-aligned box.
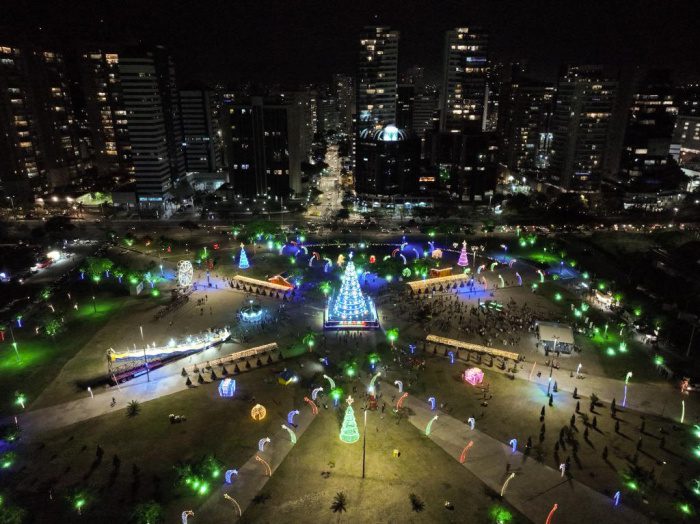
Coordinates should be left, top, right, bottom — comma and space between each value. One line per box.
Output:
180, 89, 220, 173
548, 66, 618, 191
152, 46, 186, 187
500, 78, 555, 172
317, 95, 340, 136
0, 45, 40, 200
356, 26, 399, 128
332, 74, 353, 134
1, 44, 84, 200
396, 84, 415, 132
412, 91, 439, 137
670, 84, 700, 165
118, 54, 173, 199
79, 50, 131, 178
25, 49, 83, 190
223, 96, 302, 197
440, 27, 488, 133
621, 70, 677, 179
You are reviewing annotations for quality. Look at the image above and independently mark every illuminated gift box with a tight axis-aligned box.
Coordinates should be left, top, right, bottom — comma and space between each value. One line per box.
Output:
464, 367, 484, 386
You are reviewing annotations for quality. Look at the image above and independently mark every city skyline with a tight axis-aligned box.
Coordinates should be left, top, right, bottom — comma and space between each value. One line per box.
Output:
2, 0, 700, 87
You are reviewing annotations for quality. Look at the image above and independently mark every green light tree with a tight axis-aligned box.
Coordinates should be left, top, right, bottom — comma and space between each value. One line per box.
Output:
339, 396, 360, 444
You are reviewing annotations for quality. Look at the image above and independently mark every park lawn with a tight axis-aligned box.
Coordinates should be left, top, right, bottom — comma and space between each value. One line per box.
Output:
0, 293, 129, 411
240, 398, 524, 524
5, 364, 306, 523
578, 332, 662, 384
398, 355, 700, 523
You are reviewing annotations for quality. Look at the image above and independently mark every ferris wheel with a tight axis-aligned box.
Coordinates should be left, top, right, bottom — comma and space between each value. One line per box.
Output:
177, 260, 194, 288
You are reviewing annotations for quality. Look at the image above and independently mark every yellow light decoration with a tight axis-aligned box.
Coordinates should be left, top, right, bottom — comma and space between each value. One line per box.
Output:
251, 404, 267, 421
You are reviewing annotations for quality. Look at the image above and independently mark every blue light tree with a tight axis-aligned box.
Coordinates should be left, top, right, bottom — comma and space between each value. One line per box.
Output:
331, 255, 369, 320
238, 243, 250, 269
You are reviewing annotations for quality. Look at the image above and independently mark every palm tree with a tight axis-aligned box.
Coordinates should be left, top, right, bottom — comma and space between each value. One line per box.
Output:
330, 492, 347, 513
131, 501, 164, 524
127, 400, 140, 417
409, 493, 425, 512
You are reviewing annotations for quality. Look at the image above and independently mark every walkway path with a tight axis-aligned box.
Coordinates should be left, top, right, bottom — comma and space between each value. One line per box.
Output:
397, 384, 650, 524
441, 347, 699, 424
194, 403, 318, 522
19, 372, 190, 436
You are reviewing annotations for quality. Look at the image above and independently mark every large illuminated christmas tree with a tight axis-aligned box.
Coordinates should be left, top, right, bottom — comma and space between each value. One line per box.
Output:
339, 396, 360, 443
324, 253, 379, 330
238, 243, 250, 269
457, 241, 469, 267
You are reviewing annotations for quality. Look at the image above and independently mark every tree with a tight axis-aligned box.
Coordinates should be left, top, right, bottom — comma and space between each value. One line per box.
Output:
409, 493, 425, 512
339, 400, 360, 443
130, 501, 164, 524
0, 503, 26, 524
330, 492, 347, 513
127, 400, 140, 417
506, 193, 532, 212
44, 318, 62, 337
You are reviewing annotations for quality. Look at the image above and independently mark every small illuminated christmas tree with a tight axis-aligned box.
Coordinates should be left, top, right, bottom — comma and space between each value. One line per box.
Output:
238, 243, 250, 269
457, 241, 469, 267
339, 396, 360, 443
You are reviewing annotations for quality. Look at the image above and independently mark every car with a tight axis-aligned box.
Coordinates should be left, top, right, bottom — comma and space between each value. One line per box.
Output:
341, 228, 351, 234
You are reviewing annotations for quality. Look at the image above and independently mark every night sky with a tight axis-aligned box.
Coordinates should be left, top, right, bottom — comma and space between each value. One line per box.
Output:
2, 0, 700, 86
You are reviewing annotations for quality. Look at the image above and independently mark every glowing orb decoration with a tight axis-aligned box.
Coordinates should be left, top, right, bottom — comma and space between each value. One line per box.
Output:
464, 367, 484, 386
251, 404, 267, 421
177, 260, 194, 287
218, 378, 236, 398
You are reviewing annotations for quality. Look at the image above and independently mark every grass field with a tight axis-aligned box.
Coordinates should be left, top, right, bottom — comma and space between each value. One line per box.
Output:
240, 397, 524, 524
4, 365, 305, 523
398, 355, 700, 522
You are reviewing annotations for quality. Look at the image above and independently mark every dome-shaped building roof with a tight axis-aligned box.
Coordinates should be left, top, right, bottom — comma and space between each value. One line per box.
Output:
359, 124, 407, 142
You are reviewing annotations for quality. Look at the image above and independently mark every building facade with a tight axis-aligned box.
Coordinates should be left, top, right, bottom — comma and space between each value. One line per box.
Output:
180, 89, 220, 173
621, 70, 677, 180
1, 44, 85, 201
548, 66, 618, 191
356, 26, 399, 128
355, 125, 420, 195
500, 78, 555, 173
223, 96, 302, 197
440, 27, 489, 133
79, 49, 132, 178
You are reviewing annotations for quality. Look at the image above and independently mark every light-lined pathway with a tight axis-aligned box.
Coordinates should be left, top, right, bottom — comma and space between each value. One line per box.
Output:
397, 385, 650, 524
439, 346, 699, 424
194, 403, 318, 522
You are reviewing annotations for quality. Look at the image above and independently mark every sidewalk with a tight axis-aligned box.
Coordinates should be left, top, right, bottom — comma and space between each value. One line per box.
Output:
19, 372, 190, 437
397, 385, 650, 524
444, 348, 699, 424
194, 403, 318, 522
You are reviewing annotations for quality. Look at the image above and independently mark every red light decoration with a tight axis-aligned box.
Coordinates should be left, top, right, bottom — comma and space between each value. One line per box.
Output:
459, 441, 474, 463
369, 255, 376, 264
396, 392, 408, 410
304, 396, 318, 415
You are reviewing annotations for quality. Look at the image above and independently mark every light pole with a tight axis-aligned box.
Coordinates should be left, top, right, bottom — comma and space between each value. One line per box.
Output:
6, 196, 15, 219
8, 323, 20, 362
140, 325, 150, 382
362, 408, 367, 479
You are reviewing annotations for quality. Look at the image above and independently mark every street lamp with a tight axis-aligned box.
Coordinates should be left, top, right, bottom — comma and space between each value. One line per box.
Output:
362, 408, 368, 479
